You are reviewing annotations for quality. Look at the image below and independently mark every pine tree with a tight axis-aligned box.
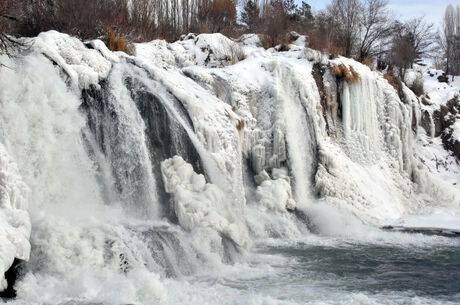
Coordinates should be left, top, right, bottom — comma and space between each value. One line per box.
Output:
241, 0, 259, 31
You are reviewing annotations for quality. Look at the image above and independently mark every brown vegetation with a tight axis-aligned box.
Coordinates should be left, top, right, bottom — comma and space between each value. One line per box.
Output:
106, 28, 133, 54
383, 71, 397, 88
236, 120, 245, 131
199, 0, 236, 33
362, 57, 373, 67
383, 71, 403, 98
278, 42, 291, 52
331, 64, 360, 82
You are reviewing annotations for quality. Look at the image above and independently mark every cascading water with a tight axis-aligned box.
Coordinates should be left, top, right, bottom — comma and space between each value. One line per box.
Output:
0, 31, 459, 305
273, 61, 319, 205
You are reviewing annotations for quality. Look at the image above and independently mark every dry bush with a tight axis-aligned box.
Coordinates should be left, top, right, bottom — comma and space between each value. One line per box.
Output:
331, 65, 342, 76
259, 36, 290, 52
278, 42, 290, 52
106, 28, 133, 54
236, 120, 245, 131
409, 74, 425, 96
330, 46, 346, 59
331, 64, 360, 82
199, 0, 236, 33
362, 57, 373, 67
259, 34, 273, 49
349, 66, 360, 82
384, 71, 399, 90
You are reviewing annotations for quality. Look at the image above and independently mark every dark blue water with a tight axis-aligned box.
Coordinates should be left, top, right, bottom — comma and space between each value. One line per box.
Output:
274, 243, 459, 294
243, 237, 460, 304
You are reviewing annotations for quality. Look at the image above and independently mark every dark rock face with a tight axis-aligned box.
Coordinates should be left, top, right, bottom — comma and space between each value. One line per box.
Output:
422, 96, 460, 160
437, 73, 449, 84
433, 110, 443, 137
80, 65, 205, 220
312, 64, 330, 134
421, 110, 433, 136
125, 75, 205, 219
440, 98, 460, 160
0, 259, 23, 299
411, 105, 418, 132
124, 76, 204, 175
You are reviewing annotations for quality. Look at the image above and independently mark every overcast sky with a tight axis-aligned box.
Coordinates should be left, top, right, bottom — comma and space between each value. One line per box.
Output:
298, 0, 460, 28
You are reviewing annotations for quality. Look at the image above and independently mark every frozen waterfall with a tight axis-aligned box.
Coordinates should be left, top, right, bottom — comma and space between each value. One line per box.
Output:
0, 31, 458, 304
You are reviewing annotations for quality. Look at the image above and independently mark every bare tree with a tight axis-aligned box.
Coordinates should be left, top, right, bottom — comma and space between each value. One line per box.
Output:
258, 0, 290, 47
388, 18, 434, 76
357, 0, 393, 60
0, 0, 25, 58
389, 30, 417, 76
308, 10, 335, 53
406, 17, 435, 63
326, 0, 362, 57
198, 0, 237, 33
241, 0, 260, 31
438, 5, 460, 78
130, 0, 157, 41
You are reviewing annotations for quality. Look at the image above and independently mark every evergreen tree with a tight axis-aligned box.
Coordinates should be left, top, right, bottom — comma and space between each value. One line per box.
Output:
241, 0, 259, 30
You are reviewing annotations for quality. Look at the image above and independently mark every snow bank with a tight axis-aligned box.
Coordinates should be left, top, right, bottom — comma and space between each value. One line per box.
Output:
390, 206, 460, 232
422, 68, 460, 107
136, 33, 250, 68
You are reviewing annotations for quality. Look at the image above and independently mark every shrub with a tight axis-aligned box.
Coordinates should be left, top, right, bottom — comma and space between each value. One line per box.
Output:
106, 28, 133, 55
330, 46, 346, 59
198, 0, 236, 33
236, 120, 245, 131
410, 75, 425, 96
362, 57, 373, 68
259, 34, 273, 49
348, 66, 360, 82
384, 71, 400, 91
331, 64, 359, 83
278, 42, 290, 52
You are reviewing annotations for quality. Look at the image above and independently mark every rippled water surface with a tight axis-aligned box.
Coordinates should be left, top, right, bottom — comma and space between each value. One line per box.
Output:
167, 233, 460, 305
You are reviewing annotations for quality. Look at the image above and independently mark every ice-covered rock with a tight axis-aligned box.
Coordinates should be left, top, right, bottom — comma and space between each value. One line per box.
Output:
0, 144, 30, 292
33, 31, 115, 89
256, 168, 296, 212
161, 156, 248, 247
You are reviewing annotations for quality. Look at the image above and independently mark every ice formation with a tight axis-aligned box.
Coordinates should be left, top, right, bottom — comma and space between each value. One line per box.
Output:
0, 144, 30, 291
161, 156, 248, 246
0, 30, 458, 302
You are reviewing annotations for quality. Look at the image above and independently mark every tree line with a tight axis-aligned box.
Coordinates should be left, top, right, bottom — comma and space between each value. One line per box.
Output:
437, 4, 460, 78
0, 0, 459, 77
